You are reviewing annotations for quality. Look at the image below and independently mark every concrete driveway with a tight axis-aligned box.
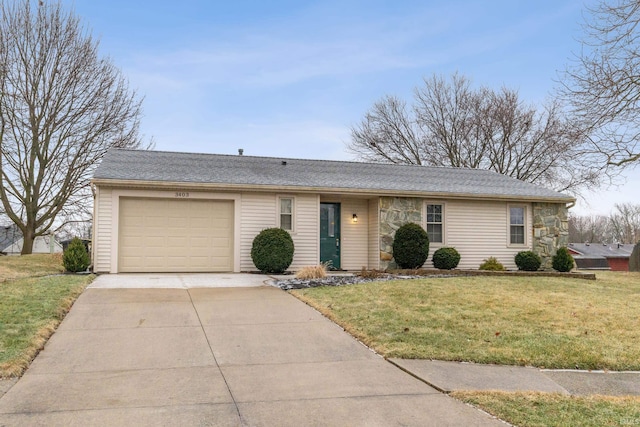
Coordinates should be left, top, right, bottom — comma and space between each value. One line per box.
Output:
0, 275, 502, 426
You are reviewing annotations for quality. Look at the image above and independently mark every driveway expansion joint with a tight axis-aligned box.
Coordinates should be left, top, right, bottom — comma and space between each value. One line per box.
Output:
186, 288, 245, 425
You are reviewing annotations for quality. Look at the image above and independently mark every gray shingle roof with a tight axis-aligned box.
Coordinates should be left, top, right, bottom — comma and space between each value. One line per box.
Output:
568, 243, 633, 259
93, 149, 575, 202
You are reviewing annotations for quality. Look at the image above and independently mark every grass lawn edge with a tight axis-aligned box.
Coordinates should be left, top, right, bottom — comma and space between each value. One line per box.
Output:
0, 274, 94, 378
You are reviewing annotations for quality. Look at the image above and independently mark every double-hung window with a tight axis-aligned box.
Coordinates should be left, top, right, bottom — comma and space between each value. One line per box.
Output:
426, 204, 444, 243
509, 206, 526, 245
279, 197, 294, 231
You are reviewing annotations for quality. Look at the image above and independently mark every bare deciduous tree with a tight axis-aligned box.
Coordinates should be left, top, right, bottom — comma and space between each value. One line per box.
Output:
0, 1, 145, 254
569, 203, 640, 244
560, 0, 640, 168
609, 203, 640, 244
568, 214, 611, 243
349, 73, 599, 193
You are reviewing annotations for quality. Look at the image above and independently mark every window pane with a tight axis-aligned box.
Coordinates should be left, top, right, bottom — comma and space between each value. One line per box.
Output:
280, 198, 292, 214
427, 224, 443, 243
510, 207, 524, 225
328, 206, 335, 237
281, 214, 292, 231
511, 225, 524, 244
427, 204, 442, 223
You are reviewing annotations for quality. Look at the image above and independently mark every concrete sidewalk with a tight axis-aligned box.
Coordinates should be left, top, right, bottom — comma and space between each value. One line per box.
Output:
0, 286, 502, 426
390, 359, 640, 397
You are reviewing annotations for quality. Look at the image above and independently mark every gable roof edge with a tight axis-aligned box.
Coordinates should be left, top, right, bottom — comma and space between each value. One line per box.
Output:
91, 178, 576, 203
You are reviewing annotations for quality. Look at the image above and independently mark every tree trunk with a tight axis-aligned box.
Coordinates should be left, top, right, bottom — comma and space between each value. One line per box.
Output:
21, 226, 35, 255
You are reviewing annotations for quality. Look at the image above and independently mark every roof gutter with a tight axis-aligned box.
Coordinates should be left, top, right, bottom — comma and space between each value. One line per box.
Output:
90, 178, 577, 204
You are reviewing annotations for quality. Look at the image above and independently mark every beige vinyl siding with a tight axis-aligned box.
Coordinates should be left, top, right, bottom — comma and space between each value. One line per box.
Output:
439, 199, 532, 270
239, 193, 319, 271
239, 193, 277, 271
340, 199, 369, 270
93, 186, 113, 273
290, 194, 320, 269
368, 198, 379, 270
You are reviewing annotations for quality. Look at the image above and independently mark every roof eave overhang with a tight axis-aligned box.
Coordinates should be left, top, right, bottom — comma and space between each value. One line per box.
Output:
90, 178, 577, 204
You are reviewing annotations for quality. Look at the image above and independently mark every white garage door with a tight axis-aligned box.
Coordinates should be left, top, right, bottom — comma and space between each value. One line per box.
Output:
118, 198, 234, 273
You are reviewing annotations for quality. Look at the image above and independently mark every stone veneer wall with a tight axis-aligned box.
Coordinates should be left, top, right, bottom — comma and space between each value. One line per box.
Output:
532, 202, 570, 270
379, 197, 423, 270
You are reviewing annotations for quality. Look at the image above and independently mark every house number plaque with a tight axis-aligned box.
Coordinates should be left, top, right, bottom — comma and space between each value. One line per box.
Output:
175, 192, 190, 198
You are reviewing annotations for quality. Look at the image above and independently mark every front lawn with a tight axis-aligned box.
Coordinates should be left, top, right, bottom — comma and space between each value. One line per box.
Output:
0, 253, 65, 281
452, 391, 640, 427
0, 255, 93, 377
291, 271, 640, 370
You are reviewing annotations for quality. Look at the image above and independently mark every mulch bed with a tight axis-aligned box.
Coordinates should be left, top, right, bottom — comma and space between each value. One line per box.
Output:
272, 269, 597, 290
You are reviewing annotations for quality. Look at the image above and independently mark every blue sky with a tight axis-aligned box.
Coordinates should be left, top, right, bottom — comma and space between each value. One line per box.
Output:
65, 0, 638, 215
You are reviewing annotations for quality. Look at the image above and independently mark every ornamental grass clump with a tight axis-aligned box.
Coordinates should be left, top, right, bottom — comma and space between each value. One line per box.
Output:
251, 228, 294, 274
479, 257, 505, 271
432, 247, 461, 270
392, 223, 430, 269
295, 264, 327, 280
62, 237, 90, 273
515, 251, 542, 271
553, 247, 575, 272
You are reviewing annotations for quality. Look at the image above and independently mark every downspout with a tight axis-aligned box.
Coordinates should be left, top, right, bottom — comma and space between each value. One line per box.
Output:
91, 183, 97, 271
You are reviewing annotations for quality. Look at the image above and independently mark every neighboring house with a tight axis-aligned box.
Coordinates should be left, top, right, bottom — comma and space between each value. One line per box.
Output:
3, 237, 63, 255
568, 242, 633, 271
0, 224, 21, 253
60, 238, 92, 253
91, 149, 575, 273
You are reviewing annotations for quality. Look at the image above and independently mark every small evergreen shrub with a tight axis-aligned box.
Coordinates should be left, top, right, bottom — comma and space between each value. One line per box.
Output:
432, 247, 461, 270
479, 257, 505, 271
392, 223, 430, 269
514, 251, 542, 271
63, 237, 90, 273
251, 228, 294, 273
552, 247, 574, 272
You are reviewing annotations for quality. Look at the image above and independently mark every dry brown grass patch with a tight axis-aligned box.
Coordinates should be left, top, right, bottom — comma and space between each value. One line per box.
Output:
295, 265, 327, 279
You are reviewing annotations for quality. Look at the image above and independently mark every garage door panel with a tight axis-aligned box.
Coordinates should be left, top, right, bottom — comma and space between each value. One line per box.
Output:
167, 237, 188, 246
119, 198, 234, 272
212, 237, 231, 248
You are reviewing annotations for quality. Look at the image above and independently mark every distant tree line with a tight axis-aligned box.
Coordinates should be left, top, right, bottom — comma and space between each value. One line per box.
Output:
569, 203, 640, 244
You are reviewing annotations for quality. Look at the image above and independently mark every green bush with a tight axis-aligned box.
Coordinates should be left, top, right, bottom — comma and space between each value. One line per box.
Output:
432, 247, 461, 270
552, 247, 575, 272
63, 237, 90, 273
479, 257, 505, 271
392, 223, 429, 269
251, 228, 294, 273
514, 251, 542, 271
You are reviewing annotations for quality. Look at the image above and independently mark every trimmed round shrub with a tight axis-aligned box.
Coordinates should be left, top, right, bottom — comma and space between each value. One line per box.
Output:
392, 223, 430, 269
479, 257, 505, 271
251, 228, 294, 273
432, 247, 461, 270
63, 237, 90, 273
552, 247, 574, 272
514, 251, 542, 271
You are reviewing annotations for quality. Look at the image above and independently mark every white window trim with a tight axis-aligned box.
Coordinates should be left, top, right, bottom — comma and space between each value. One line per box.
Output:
278, 195, 296, 233
507, 204, 527, 247
424, 201, 446, 245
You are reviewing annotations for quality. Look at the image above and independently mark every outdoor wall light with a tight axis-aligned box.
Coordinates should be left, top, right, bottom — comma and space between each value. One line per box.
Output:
352, 213, 358, 223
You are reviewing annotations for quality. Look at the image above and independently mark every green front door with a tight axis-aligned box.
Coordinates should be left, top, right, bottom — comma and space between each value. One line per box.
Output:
320, 203, 340, 269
